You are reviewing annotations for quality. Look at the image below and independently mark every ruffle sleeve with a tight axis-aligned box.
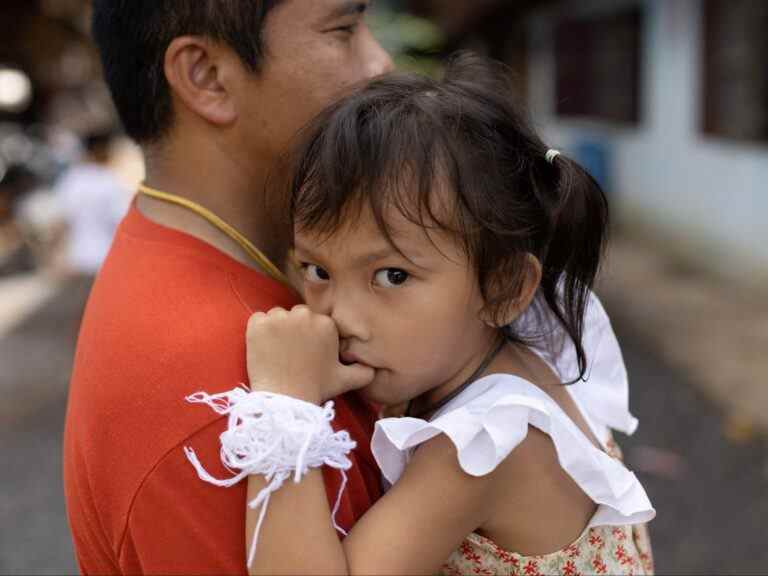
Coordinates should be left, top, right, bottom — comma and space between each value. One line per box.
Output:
516, 291, 638, 440
372, 374, 655, 528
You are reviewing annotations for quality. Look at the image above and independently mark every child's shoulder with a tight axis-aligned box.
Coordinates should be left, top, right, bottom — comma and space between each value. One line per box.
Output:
373, 371, 654, 528
372, 373, 570, 485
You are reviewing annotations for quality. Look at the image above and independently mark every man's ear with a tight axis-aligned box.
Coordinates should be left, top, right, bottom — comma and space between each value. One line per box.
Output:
481, 253, 543, 327
164, 36, 239, 127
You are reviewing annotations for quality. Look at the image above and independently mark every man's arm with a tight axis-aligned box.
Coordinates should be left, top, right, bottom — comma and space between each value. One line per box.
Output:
123, 424, 249, 576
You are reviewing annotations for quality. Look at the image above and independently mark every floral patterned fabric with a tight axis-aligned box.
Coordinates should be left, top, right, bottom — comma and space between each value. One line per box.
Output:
440, 438, 654, 576
441, 524, 654, 576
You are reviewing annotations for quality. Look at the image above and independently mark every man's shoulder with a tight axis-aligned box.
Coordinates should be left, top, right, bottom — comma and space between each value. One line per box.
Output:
101, 220, 246, 298
68, 210, 301, 431
98, 206, 297, 315
71, 227, 272, 411
79, 244, 252, 366
65, 211, 296, 501
92, 214, 296, 330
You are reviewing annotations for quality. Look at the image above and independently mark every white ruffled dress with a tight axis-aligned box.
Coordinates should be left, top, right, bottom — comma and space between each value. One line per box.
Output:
371, 295, 656, 575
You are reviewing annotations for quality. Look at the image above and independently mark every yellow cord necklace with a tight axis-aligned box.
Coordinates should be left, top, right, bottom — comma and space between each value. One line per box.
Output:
138, 184, 291, 287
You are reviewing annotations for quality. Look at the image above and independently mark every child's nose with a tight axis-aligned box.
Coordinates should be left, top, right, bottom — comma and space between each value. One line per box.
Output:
330, 299, 370, 343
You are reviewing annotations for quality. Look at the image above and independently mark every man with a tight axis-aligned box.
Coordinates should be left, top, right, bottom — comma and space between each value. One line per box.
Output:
63, 1, 392, 574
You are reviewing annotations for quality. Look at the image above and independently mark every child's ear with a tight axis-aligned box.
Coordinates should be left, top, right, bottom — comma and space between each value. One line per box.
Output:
481, 253, 542, 327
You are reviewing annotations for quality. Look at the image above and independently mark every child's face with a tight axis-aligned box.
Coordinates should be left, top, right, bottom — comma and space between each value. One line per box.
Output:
293, 204, 499, 408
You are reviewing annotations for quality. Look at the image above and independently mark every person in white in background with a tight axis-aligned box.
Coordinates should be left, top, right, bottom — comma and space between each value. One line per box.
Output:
54, 131, 130, 276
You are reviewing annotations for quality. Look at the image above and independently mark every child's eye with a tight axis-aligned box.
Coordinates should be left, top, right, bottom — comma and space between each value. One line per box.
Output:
373, 268, 410, 288
302, 263, 331, 284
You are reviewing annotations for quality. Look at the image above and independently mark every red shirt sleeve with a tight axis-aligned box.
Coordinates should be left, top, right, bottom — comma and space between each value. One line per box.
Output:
117, 393, 381, 576
119, 422, 248, 575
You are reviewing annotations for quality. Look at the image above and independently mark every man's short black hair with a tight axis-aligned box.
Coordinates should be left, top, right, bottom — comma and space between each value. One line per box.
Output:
91, 1, 284, 144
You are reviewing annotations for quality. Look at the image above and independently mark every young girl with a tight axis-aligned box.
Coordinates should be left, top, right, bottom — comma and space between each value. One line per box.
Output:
188, 53, 655, 575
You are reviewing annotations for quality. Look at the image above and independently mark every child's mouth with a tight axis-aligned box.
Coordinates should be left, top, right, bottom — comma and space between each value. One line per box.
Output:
340, 350, 369, 367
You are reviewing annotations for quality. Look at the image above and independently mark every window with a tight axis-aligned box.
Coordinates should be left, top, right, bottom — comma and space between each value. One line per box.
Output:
554, 7, 643, 124
702, 0, 768, 143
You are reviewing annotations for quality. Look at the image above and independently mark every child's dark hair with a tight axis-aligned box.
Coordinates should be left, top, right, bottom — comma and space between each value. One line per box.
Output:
91, 0, 284, 143
287, 53, 609, 382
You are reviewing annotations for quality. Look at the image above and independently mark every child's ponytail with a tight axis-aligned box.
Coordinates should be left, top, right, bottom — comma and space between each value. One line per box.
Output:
535, 154, 609, 382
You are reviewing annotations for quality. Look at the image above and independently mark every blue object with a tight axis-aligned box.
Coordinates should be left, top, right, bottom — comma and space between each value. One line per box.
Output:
573, 139, 612, 194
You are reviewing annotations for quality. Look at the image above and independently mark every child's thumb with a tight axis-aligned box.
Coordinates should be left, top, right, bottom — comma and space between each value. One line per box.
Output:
334, 363, 375, 397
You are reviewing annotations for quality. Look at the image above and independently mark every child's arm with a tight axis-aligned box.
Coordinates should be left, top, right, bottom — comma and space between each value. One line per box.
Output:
242, 306, 495, 574
247, 431, 497, 575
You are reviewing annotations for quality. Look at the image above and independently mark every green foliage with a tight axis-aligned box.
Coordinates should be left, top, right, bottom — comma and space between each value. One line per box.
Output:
368, 7, 445, 77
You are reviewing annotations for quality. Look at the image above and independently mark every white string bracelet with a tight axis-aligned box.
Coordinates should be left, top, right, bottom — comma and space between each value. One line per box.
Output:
182, 387, 357, 568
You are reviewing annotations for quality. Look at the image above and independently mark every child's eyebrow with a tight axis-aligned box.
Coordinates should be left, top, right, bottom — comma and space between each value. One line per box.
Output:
353, 242, 434, 268
351, 246, 403, 267
292, 242, 321, 260
294, 241, 426, 268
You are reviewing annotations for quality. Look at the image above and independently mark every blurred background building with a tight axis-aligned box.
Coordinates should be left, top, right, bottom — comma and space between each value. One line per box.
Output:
403, 0, 768, 285
527, 0, 768, 287
1, 0, 766, 574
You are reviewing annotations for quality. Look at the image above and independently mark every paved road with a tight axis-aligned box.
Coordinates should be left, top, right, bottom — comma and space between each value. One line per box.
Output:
614, 320, 768, 575
0, 278, 85, 575
0, 280, 765, 574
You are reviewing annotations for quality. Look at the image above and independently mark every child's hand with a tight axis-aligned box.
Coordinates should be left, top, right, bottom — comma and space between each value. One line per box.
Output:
246, 305, 375, 403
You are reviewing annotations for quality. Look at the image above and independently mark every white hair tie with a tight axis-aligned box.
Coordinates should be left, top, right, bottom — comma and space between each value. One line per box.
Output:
545, 149, 561, 164
183, 388, 356, 567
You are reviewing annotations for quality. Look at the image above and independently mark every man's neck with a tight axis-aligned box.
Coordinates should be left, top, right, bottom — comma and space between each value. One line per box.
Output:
139, 145, 290, 273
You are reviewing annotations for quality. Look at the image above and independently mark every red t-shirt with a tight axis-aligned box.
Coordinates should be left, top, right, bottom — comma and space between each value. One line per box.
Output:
63, 203, 382, 575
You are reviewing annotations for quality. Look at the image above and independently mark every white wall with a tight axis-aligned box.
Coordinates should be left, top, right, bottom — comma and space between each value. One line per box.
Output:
527, 0, 768, 285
